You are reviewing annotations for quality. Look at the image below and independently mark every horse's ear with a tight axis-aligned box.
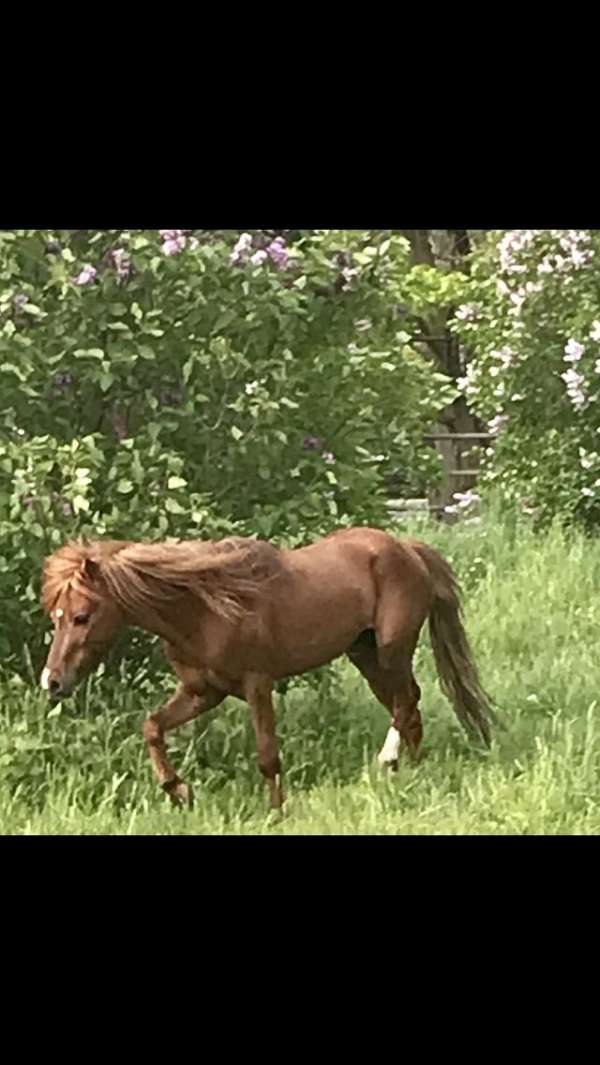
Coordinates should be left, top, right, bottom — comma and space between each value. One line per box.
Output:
80, 558, 99, 584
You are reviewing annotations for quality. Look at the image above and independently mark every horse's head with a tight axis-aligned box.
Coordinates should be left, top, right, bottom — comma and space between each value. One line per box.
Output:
41, 557, 124, 701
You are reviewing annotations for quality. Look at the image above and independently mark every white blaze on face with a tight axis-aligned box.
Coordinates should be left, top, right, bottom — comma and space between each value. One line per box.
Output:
377, 725, 400, 767
41, 667, 50, 691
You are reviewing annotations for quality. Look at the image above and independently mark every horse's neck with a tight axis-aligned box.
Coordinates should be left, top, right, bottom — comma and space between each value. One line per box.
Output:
124, 599, 201, 659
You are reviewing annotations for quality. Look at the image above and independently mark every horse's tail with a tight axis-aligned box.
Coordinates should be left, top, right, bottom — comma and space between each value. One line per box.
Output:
410, 541, 498, 747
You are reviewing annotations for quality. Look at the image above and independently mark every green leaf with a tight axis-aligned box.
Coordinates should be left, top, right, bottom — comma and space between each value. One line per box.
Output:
167, 476, 187, 490
231, 426, 243, 441
137, 344, 155, 361
165, 498, 185, 514
73, 494, 90, 514
74, 348, 104, 360
117, 479, 134, 494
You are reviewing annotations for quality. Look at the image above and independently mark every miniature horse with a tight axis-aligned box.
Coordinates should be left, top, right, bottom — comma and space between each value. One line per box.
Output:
40, 528, 495, 809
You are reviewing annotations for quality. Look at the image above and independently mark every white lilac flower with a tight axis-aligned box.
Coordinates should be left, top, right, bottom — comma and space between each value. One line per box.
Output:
230, 233, 253, 265
490, 346, 516, 370
564, 339, 585, 362
561, 367, 588, 411
488, 414, 509, 435
455, 304, 480, 322
448, 490, 481, 512
497, 231, 537, 275
456, 363, 481, 397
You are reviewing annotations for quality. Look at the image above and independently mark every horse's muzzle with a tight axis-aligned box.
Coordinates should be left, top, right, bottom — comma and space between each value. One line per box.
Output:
41, 667, 73, 701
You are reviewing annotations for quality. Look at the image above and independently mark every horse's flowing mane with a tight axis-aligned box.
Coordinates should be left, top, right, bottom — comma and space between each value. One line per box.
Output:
42, 537, 282, 621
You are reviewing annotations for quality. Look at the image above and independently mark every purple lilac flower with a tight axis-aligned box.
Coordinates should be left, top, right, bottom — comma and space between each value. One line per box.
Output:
267, 237, 289, 270
74, 265, 97, 286
323, 451, 335, 464
159, 230, 189, 256
162, 236, 186, 257
250, 250, 268, 266
303, 435, 323, 451
13, 294, 28, 308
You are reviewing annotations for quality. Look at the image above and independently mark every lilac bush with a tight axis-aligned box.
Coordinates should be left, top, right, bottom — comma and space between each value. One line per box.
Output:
450, 229, 600, 526
0, 227, 458, 665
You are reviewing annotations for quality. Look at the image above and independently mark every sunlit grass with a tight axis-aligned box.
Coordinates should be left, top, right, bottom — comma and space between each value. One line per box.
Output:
2, 510, 600, 835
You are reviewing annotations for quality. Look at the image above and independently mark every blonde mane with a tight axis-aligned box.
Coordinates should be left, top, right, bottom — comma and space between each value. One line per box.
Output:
42, 537, 282, 621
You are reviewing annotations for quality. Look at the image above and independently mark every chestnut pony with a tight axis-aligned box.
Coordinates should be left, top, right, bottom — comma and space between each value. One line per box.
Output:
40, 528, 495, 809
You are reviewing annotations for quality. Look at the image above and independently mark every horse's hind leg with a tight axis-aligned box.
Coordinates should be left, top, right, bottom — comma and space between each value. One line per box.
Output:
243, 673, 283, 810
383, 674, 423, 766
348, 635, 423, 768
143, 678, 224, 808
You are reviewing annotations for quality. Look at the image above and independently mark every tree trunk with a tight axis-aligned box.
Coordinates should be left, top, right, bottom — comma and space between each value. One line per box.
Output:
399, 229, 486, 513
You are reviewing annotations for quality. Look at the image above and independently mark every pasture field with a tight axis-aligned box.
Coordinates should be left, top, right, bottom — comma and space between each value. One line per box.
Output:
2, 511, 600, 835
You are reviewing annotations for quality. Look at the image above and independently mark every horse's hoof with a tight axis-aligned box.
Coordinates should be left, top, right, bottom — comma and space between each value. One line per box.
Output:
377, 756, 399, 772
164, 779, 193, 809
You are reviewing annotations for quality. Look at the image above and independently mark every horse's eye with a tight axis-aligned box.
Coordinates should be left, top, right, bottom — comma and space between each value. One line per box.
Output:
74, 613, 90, 626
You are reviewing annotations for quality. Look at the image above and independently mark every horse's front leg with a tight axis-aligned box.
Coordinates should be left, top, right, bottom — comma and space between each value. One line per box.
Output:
244, 673, 283, 810
143, 680, 223, 808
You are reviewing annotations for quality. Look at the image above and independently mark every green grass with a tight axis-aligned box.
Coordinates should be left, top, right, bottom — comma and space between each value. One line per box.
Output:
2, 509, 600, 835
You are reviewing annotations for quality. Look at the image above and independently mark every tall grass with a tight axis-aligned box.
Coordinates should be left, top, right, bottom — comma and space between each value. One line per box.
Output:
2, 508, 600, 834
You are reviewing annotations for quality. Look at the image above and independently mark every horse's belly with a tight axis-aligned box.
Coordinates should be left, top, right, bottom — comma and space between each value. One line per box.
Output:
268, 580, 372, 677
